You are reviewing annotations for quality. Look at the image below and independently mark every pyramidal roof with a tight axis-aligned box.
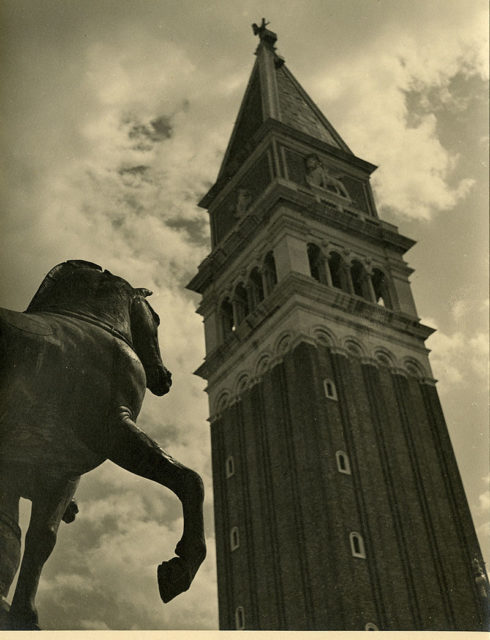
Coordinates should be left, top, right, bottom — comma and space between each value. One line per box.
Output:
216, 20, 352, 182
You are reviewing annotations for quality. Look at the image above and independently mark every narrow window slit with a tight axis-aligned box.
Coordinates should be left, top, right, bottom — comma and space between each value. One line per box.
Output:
336, 451, 351, 475
323, 378, 338, 400
235, 606, 245, 630
350, 531, 366, 558
230, 526, 240, 551
226, 455, 235, 478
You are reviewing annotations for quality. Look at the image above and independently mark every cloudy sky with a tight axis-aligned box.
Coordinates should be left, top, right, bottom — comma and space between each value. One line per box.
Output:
0, 0, 488, 631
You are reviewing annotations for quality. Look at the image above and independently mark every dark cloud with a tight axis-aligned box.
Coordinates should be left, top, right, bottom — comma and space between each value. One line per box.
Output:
124, 114, 173, 151
111, 217, 125, 229
119, 164, 150, 176
165, 216, 209, 247
404, 73, 488, 132
151, 115, 173, 139
118, 165, 152, 189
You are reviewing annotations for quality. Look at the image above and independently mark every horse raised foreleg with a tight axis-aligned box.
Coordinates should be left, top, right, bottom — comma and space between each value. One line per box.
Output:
9, 477, 79, 630
102, 406, 206, 603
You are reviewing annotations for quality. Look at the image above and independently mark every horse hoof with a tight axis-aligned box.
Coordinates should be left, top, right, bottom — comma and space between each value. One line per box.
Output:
157, 557, 193, 603
62, 499, 79, 524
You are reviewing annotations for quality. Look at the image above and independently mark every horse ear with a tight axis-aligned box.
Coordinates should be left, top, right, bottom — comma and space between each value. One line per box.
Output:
135, 288, 153, 297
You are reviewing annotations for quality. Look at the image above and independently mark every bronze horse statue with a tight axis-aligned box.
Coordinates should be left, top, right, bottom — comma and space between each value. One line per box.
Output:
0, 260, 206, 630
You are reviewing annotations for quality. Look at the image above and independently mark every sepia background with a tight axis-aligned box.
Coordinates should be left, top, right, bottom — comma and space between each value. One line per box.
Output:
0, 0, 488, 630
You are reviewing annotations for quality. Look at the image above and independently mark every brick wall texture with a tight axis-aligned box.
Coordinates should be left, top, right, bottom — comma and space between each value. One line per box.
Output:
211, 340, 485, 630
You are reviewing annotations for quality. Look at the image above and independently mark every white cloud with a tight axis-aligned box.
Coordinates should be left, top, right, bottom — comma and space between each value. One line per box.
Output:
473, 475, 490, 559
37, 461, 217, 629
451, 299, 468, 321
427, 329, 489, 388
476, 519, 490, 562
479, 490, 490, 512
313, 6, 487, 220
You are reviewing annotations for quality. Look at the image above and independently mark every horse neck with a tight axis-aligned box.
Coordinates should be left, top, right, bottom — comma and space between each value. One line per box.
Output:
26, 268, 137, 347
30, 296, 134, 346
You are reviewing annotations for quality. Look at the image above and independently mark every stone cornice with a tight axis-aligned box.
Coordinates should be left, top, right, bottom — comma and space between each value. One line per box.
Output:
199, 118, 377, 209
285, 273, 434, 339
205, 320, 438, 420
265, 119, 377, 173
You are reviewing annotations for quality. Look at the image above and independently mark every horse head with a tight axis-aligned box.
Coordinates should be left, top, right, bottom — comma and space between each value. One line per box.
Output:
130, 289, 172, 396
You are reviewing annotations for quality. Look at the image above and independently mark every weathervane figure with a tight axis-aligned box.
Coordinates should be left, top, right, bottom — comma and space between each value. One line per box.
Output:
252, 18, 270, 36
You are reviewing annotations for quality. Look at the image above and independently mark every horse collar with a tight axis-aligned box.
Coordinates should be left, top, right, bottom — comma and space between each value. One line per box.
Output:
39, 309, 134, 350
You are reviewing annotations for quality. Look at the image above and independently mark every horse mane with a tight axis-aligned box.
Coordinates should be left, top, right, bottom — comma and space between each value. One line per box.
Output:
27, 260, 103, 312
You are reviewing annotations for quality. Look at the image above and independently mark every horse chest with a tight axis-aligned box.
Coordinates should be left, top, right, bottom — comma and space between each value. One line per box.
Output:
0, 314, 146, 477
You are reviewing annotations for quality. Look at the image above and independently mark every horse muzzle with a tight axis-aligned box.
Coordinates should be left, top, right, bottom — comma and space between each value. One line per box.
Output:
147, 365, 172, 396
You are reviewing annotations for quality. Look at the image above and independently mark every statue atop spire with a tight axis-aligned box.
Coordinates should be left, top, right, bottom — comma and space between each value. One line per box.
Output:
251, 18, 270, 36
251, 17, 277, 48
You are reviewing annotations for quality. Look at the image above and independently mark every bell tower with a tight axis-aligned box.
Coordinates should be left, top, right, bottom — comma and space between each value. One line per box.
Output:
187, 22, 488, 631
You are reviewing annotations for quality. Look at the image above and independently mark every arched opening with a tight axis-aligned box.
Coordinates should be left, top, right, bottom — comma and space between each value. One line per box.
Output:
405, 359, 424, 378
248, 267, 264, 310
375, 350, 394, 369
263, 251, 277, 294
365, 623, 379, 631
307, 243, 328, 284
216, 392, 230, 414
328, 252, 347, 291
350, 260, 370, 300
220, 297, 234, 338
371, 268, 393, 309
345, 339, 363, 358
236, 374, 249, 394
233, 282, 249, 324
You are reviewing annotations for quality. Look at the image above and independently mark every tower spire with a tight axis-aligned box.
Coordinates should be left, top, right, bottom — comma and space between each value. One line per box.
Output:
201, 20, 349, 199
